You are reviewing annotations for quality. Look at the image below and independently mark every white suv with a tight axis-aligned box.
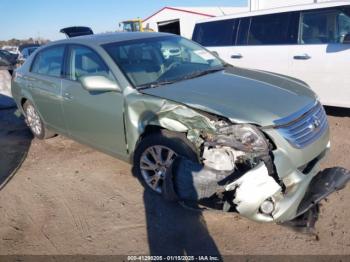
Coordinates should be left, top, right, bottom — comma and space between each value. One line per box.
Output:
193, 1, 350, 108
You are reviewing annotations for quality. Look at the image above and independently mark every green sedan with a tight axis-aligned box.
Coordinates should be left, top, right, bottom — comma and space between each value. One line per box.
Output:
11, 32, 349, 226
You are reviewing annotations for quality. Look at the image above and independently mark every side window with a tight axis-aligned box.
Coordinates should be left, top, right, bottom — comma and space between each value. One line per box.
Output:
338, 8, 350, 42
300, 7, 350, 44
31, 46, 65, 77
68, 46, 111, 81
248, 12, 298, 45
236, 17, 251, 45
192, 19, 237, 47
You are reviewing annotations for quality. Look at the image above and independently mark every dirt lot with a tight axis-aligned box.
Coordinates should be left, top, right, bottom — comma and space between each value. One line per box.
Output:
0, 70, 350, 256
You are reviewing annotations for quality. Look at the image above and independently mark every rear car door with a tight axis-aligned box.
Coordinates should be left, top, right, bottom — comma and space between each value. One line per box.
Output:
289, 6, 350, 107
194, 13, 299, 77
228, 13, 298, 76
60, 45, 127, 157
27, 45, 67, 134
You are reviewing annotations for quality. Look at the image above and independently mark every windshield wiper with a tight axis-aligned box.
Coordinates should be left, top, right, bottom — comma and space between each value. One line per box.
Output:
137, 67, 225, 90
182, 67, 225, 80
137, 80, 178, 90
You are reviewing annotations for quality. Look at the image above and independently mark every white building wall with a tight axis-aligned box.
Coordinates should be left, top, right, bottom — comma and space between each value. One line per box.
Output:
250, 0, 335, 11
143, 9, 210, 39
143, 7, 248, 39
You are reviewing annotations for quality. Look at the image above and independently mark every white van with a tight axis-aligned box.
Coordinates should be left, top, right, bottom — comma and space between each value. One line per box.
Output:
192, 1, 350, 108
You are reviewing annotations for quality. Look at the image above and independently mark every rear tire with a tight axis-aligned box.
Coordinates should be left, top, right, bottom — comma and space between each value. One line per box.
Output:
133, 129, 198, 194
23, 101, 56, 140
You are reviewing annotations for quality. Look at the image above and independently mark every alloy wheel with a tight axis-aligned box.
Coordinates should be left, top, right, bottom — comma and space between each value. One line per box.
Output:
140, 145, 177, 193
25, 104, 42, 136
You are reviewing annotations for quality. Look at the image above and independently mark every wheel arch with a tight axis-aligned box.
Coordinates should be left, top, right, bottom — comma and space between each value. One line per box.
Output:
129, 124, 196, 165
20, 97, 28, 109
129, 124, 165, 164
20, 96, 47, 126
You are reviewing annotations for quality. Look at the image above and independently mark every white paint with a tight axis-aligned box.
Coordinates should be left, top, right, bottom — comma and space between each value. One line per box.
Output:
200, 1, 350, 107
249, 0, 341, 11
143, 6, 248, 39
200, 1, 350, 22
0, 71, 12, 97
249, 0, 344, 11
225, 163, 281, 217
250, 0, 313, 11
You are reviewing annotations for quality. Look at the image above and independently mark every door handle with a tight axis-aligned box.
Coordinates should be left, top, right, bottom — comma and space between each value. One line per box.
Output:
293, 54, 311, 60
231, 53, 243, 59
63, 92, 73, 100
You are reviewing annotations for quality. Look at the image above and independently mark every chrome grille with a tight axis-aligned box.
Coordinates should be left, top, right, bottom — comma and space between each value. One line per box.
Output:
274, 102, 328, 149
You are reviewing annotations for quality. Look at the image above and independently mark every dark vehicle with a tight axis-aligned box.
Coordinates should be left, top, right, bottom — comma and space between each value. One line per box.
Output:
19, 44, 40, 53
0, 49, 18, 74
60, 26, 94, 38
19, 46, 40, 63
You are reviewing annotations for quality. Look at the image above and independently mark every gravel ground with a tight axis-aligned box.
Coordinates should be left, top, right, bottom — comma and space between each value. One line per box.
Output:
0, 70, 349, 256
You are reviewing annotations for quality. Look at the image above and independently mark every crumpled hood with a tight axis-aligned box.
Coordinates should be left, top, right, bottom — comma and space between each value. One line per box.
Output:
141, 67, 317, 126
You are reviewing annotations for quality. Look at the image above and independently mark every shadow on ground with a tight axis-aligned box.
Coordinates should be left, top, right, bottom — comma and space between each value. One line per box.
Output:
325, 106, 350, 117
0, 95, 32, 190
143, 190, 221, 257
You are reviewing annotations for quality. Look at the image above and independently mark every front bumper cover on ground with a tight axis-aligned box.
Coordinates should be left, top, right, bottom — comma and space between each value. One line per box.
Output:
163, 157, 350, 228
296, 167, 350, 217
281, 167, 350, 232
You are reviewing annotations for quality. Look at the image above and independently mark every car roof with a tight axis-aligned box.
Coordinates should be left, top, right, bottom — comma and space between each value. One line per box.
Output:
197, 1, 350, 23
19, 44, 40, 52
46, 32, 174, 47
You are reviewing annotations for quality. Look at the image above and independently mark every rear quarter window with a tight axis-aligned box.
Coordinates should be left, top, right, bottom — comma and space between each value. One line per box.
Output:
31, 46, 65, 77
193, 19, 237, 47
300, 6, 350, 44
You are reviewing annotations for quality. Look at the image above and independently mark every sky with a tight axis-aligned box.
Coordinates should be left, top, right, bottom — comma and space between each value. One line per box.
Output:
0, 0, 247, 41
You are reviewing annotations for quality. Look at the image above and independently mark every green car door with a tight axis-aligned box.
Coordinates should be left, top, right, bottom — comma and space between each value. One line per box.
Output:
27, 45, 67, 134
60, 44, 127, 158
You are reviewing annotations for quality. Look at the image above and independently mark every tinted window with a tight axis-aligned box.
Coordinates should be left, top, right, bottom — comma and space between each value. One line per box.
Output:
248, 12, 298, 45
236, 18, 251, 45
301, 7, 350, 44
192, 19, 237, 46
68, 46, 111, 81
31, 46, 65, 77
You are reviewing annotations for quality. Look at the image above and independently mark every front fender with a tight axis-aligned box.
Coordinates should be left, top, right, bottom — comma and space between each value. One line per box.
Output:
123, 88, 216, 160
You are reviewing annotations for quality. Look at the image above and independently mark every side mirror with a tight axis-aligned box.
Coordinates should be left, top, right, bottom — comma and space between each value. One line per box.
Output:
79, 75, 121, 92
343, 33, 350, 44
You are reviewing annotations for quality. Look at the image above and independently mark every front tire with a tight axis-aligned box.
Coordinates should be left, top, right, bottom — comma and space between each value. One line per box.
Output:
23, 101, 56, 139
133, 130, 198, 194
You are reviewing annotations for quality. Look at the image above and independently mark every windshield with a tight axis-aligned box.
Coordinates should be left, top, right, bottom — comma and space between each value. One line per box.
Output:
103, 36, 224, 88
123, 22, 140, 32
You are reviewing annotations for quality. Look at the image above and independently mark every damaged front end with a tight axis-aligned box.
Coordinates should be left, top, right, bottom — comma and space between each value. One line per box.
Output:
163, 119, 286, 221
162, 117, 350, 228
124, 87, 349, 229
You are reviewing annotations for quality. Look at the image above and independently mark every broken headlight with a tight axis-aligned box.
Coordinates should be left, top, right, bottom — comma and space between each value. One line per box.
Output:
212, 124, 269, 153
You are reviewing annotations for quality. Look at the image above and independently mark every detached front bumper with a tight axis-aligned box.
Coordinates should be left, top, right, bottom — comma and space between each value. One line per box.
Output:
296, 167, 350, 217
164, 157, 350, 224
